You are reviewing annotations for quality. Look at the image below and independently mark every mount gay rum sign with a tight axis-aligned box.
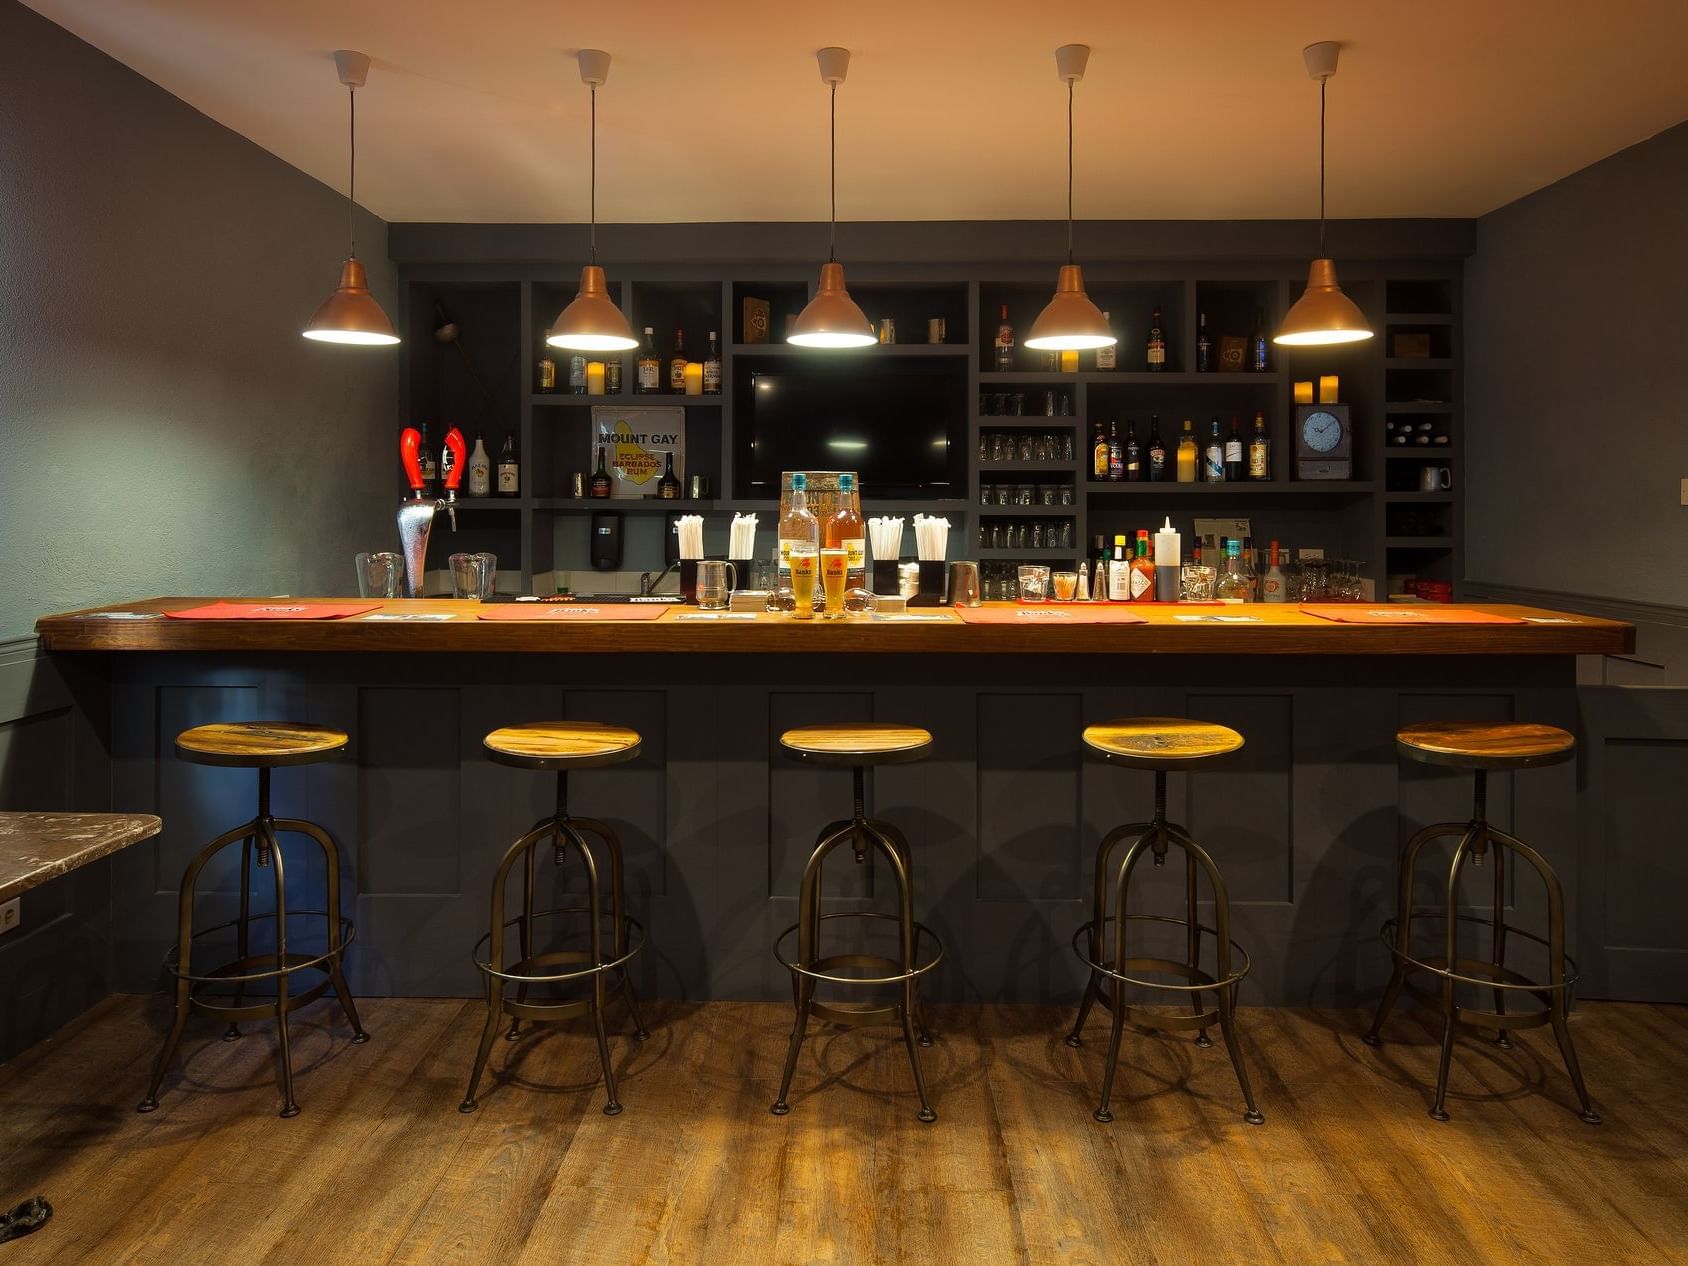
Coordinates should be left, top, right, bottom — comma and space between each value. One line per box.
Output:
593, 405, 685, 498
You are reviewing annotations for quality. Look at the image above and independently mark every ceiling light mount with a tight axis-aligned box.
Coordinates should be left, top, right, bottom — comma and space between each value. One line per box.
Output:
1054, 43, 1089, 84
333, 49, 370, 89
1302, 40, 1340, 82
577, 48, 610, 87
817, 46, 850, 87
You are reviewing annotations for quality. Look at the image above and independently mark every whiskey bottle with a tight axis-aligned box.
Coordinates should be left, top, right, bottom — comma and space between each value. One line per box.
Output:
1247, 411, 1271, 481
658, 451, 680, 499
1224, 416, 1244, 481
994, 304, 1015, 372
636, 327, 660, 394
1196, 312, 1212, 373
536, 357, 557, 394
1146, 416, 1168, 481
589, 444, 612, 498
668, 329, 688, 394
1252, 308, 1269, 372
497, 433, 520, 497
606, 358, 622, 394
1204, 418, 1225, 483
1125, 421, 1142, 482
1106, 421, 1124, 481
1146, 306, 1167, 372
1175, 420, 1198, 483
1092, 423, 1109, 482
703, 331, 721, 394
1095, 311, 1116, 371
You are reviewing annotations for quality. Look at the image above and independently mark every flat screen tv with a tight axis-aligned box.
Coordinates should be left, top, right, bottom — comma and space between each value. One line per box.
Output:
735, 356, 966, 499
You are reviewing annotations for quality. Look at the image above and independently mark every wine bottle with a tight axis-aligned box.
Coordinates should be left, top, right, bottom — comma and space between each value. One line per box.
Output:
1107, 421, 1124, 481
1252, 309, 1269, 372
1125, 421, 1142, 482
589, 445, 612, 498
994, 305, 1014, 372
1204, 418, 1225, 483
1196, 312, 1212, 373
1146, 306, 1167, 372
1224, 416, 1244, 481
703, 331, 721, 394
636, 327, 660, 394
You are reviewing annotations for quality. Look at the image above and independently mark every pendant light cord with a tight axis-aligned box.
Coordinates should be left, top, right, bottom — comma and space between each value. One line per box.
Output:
1065, 79, 1075, 264
1318, 77, 1327, 259
589, 83, 598, 265
828, 82, 838, 263
346, 84, 357, 259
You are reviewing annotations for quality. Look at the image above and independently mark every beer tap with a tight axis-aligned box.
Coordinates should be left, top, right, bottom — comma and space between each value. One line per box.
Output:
396, 426, 466, 598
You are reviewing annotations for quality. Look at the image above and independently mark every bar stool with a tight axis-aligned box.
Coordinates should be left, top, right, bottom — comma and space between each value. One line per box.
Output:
139, 722, 367, 1118
460, 722, 649, 1116
1366, 721, 1598, 1124
773, 723, 943, 1123
1066, 718, 1264, 1125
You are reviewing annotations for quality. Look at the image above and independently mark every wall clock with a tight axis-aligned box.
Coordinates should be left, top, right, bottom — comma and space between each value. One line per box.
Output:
1295, 404, 1353, 479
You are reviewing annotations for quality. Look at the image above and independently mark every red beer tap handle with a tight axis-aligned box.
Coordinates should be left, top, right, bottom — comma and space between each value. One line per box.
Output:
399, 428, 423, 492
442, 427, 467, 492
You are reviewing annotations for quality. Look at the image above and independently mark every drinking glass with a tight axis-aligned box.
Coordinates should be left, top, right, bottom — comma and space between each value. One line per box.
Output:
1060, 433, 1076, 461
1017, 565, 1052, 604
1033, 435, 1051, 463
1031, 521, 1045, 549
354, 551, 402, 598
989, 433, 1006, 462
449, 552, 497, 600
1005, 393, 1024, 417
1017, 435, 1035, 463
788, 549, 818, 619
1039, 485, 1057, 506
1181, 564, 1216, 602
1052, 571, 1079, 602
820, 548, 849, 618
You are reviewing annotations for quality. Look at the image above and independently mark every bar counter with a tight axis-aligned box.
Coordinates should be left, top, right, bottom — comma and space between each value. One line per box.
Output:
34, 596, 1633, 1010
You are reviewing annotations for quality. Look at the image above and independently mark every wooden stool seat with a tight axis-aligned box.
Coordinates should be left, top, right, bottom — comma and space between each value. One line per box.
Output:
175, 722, 348, 768
1083, 717, 1244, 768
780, 723, 932, 766
483, 722, 642, 770
1396, 722, 1574, 770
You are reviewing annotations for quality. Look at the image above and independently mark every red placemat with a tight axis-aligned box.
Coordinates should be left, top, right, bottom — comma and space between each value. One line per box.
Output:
1298, 605, 1524, 625
954, 605, 1147, 625
477, 604, 670, 621
165, 602, 378, 620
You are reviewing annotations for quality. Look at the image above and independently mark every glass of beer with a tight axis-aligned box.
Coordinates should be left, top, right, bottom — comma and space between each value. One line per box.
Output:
820, 549, 848, 619
788, 548, 818, 620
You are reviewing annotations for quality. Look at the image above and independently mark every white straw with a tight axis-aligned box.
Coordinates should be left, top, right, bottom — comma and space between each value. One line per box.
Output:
677, 515, 705, 561
729, 513, 757, 560
869, 516, 904, 562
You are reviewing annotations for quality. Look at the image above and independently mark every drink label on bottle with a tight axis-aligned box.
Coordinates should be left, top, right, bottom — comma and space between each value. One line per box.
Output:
843, 538, 866, 574
638, 361, 660, 390
703, 362, 721, 393
1205, 451, 1224, 481
569, 356, 587, 388
1225, 440, 1243, 463
670, 362, 687, 393
497, 464, 518, 494
995, 326, 1013, 349
1149, 451, 1166, 479
1147, 338, 1165, 367
1249, 445, 1268, 478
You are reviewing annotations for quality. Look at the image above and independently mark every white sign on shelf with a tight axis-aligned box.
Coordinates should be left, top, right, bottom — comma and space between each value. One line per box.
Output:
593, 406, 686, 498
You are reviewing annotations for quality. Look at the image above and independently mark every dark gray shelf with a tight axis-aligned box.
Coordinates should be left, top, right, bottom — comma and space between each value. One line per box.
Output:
1385, 312, 1454, 325
731, 343, 967, 358
1085, 481, 1378, 496
527, 393, 723, 408
1385, 536, 1454, 548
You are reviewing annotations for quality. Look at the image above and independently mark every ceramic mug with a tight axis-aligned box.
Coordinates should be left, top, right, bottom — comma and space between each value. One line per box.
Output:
1418, 466, 1452, 491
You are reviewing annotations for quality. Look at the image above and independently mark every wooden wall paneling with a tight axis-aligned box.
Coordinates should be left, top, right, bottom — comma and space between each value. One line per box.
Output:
710, 685, 776, 998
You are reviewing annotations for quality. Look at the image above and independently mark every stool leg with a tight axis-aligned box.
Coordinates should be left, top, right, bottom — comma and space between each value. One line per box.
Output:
1429, 824, 1480, 1122
459, 978, 505, 1115
223, 837, 254, 1042
573, 815, 650, 1041
874, 819, 935, 1047
1093, 831, 1155, 1123
261, 823, 301, 1118
1365, 823, 1466, 1046
1490, 835, 1511, 1049
772, 980, 814, 1117
1186, 845, 1212, 1049
1094, 978, 1128, 1124
507, 832, 540, 1043
1067, 823, 1151, 1048
461, 830, 528, 1114
1192, 829, 1264, 1125
772, 821, 851, 1117
873, 823, 935, 1123
560, 824, 623, 1115
279, 817, 368, 1045
1215, 980, 1264, 1125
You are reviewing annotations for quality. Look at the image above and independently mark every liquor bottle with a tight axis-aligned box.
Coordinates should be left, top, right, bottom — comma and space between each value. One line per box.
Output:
1175, 420, 1198, 483
1224, 416, 1244, 481
1216, 538, 1253, 601
1251, 309, 1269, 372
778, 471, 820, 594
1146, 416, 1168, 481
1204, 418, 1225, 483
668, 329, 688, 394
1241, 536, 1259, 599
994, 304, 1014, 371
497, 433, 520, 496
1092, 423, 1109, 482
1247, 411, 1271, 481
1261, 540, 1287, 603
1196, 312, 1212, 373
824, 471, 866, 589
1107, 535, 1131, 602
589, 445, 613, 497
1146, 306, 1167, 372
568, 355, 587, 395
536, 356, 557, 394
1129, 530, 1156, 601
606, 358, 622, 394
1095, 311, 1116, 371
1106, 421, 1124, 481
636, 327, 661, 394
1125, 422, 1142, 481
467, 434, 492, 497
658, 451, 680, 499
703, 331, 722, 394
418, 423, 438, 496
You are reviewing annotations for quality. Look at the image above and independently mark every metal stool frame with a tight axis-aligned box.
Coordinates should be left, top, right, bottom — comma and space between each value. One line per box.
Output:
772, 766, 942, 1123
1365, 768, 1599, 1124
138, 766, 367, 1118
459, 769, 648, 1116
1066, 768, 1264, 1125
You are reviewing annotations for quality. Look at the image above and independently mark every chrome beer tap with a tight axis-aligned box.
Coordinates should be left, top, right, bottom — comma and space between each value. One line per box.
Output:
397, 425, 466, 598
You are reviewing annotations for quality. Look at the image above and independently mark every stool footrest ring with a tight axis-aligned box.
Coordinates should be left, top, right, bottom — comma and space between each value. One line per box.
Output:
162, 910, 356, 986
471, 907, 645, 985
774, 911, 944, 987
1071, 914, 1251, 994
1380, 913, 1580, 992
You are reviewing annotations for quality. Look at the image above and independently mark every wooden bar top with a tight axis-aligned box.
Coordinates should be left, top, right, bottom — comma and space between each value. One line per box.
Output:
34, 598, 1635, 656
0, 812, 163, 902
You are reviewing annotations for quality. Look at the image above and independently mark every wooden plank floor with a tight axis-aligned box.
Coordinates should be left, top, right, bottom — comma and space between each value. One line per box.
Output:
1, 996, 1685, 1264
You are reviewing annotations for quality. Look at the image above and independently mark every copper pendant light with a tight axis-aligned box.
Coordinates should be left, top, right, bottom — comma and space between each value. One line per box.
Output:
1275, 42, 1373, 347
547, 50, 638, 353
789, 47, 876, 349
1025, 45, 1117, 353
304, 51, 399, 346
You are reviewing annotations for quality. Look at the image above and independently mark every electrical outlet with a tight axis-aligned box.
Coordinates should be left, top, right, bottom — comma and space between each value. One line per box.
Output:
0, 898, 18, 936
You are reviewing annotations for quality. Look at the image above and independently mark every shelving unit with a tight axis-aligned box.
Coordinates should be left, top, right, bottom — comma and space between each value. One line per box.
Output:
396, 261, 1462, 595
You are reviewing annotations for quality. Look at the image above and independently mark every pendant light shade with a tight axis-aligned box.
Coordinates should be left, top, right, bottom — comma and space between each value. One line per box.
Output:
1024, 46, 1116, 354
789, 48, 877, 349
1275, 42, 1373, 348
548, 50, 638, 353
304, 51, 398, 346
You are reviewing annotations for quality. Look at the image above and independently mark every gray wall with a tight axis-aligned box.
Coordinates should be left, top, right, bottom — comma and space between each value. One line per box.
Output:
0, 0, 398, 641
1465, 121, 1688, 609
